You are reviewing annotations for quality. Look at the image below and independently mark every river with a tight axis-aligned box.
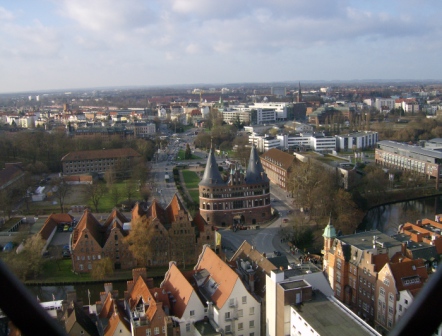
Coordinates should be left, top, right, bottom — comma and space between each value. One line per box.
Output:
359, 195, 442, 235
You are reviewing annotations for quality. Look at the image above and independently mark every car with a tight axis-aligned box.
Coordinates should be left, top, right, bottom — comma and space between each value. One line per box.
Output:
282, 218, 288, 223
62, 250, 71, 258
62, 245, 69, 251
63, 225, 69, 232
274, 251, 282, 256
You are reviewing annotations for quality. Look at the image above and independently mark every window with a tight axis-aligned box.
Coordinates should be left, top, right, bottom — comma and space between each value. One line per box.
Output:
249, 307, 254, 315
238, 309, 243, 317
162, 327, 166, 334
190, 310, 195, 316
249, 320, 254, 328
154, 327, 159, 335
186, 323, 190, 332
238, 322, 243, 330
242, 296, 247, 304
225, 326, 231, 333
225, 312, 231, 320
146, 329, 151, 336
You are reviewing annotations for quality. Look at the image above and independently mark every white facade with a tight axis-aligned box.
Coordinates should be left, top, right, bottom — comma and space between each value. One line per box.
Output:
335, 131, 379, 151
374, 98, 395, 111
210, 279, 260, 336
395, 290, 413, 326
253, 102, 291, 120
178, 292, 206, 336
249, 133, 338, 152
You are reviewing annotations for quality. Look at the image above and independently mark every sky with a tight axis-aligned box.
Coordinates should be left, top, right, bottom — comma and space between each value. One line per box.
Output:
1, 0, 442, 93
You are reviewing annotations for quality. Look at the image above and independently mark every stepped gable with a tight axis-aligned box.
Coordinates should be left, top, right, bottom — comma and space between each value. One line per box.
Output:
131, 202, 148, 222
245, 145, 267, 184
98, 292, 114, 319
104, 305, 130, 336
160, 262, 193, 318
193, 212, 213, 233
127, 275, 155, 311
72, 209, 104, 248
103, 208, 129, 240
199, 149, 225, 187
165, 194, 189, 222
146, 199, 169, 225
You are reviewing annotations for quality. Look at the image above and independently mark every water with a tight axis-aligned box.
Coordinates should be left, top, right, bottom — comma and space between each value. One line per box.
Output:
359, 195, 442, 235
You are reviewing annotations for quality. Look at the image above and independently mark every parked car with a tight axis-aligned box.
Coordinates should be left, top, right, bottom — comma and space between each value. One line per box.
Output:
62, 250, 71, 258
63, 225, 69, 232
62, 245, 69, 251
274, 251, 282, 256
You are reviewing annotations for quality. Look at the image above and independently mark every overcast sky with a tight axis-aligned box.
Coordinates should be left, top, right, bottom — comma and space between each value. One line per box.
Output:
1, 0, 441, 93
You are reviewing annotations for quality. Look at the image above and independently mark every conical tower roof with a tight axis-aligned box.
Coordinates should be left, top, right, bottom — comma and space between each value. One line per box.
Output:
323, 214, 337, 238
199, 149, 225, 187
245, 145, 267, 184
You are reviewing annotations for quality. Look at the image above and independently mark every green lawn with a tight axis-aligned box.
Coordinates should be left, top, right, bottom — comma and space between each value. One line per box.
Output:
188, 190, 200, 204
176, 150, 200, 160
182, 170, 201, 188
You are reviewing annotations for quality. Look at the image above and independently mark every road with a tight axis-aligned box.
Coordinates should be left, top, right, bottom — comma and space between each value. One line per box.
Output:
150, 127, 300, 263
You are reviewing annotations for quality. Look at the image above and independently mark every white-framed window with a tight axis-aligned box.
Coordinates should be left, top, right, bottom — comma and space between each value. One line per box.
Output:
154, 327, 159, 335
186, 323, 190, 332
242, 296, 247, 304
225, 312, 231, 320
190, 310, 195, 316
238, 322, 243, 330
249, 320, 254, 328
249, 307, 254, 315
238, 309, 243, 317
146, 329, 151, 336
226, 325, 231, 333
162, 326, 166, 334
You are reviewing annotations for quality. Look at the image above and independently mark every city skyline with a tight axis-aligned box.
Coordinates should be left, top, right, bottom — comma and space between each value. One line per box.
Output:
1, 0, 442, 93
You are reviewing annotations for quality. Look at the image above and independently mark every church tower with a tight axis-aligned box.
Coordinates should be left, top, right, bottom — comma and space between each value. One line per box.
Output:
322, 214, 337, 272
297, 82, 302, 103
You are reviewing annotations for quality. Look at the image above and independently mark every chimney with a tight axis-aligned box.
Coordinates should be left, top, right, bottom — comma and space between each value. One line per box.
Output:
132, 268, 148, 282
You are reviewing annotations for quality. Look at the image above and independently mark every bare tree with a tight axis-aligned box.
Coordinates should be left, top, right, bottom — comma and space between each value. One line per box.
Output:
86, 183, 108, 212
51, 178, 72, 213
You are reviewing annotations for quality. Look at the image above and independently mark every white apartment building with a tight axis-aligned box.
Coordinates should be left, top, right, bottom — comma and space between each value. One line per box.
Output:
125, 122, 156, 138
374, 98, 395, 112
335, 131, 379, 152
249, 133, 336, 153
252, 102, 291, 120
266, 268, 378, 336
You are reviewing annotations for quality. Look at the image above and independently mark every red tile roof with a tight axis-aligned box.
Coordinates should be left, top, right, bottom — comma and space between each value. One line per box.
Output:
194, 245, 238, 309
61, 148, 141, 162
160, 262, 194, 318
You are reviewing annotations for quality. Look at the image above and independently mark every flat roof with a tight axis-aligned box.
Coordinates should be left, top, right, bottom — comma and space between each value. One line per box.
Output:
194, 320, 220, 336
295, 290, 377, 336
339, 230, 402, 250
280, 279, 309, 290
378, 140, 442, 159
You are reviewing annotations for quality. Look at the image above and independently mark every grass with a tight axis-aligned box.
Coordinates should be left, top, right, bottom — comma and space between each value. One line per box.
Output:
182, 170, 201, 189
27, 259, 171, 284
176, 150, 200, 160
188, 190, 200, 204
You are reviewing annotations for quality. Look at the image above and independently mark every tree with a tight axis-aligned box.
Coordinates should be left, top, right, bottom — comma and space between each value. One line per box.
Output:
184, 144, 192, 159
86, 183, 107, 212
124, 217, 156, 266
4, 234, 46, 281
125, 179, 137, 203
110, 185, 121, 207
91, 257, 114, 280
51, 178, 72, 213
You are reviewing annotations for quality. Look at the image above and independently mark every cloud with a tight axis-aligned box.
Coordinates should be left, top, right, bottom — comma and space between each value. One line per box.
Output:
0, 6, 14, 20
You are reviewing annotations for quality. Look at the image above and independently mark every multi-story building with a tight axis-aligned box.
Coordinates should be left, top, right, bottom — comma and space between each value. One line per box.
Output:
265, 267, 378, 336
322, 221, 402, 309
335, 131, 379, 152
125, 122, 156, 138
61, 148, 141, 175
130, 195, 216, 267
374, 98, 395, 112
375, 258, 428, 334
71, 209, 134, 272
193, 245, 261, 336
260, 148, 296, 190
375, 140, 442, 183
199, 146, 272, 227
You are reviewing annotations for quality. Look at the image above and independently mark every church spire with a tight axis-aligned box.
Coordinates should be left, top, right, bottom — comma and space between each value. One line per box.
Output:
199, 140, 225, 187
297, 81, 302, 103
245, 145, 267, 184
